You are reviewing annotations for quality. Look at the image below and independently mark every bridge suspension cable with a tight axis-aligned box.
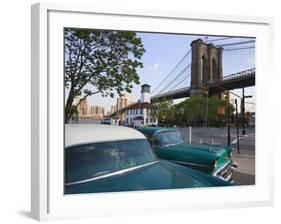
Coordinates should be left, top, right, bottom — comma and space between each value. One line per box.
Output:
151, 48, 191, 94
206, 37, 233, 43
224, 46, 255, 51
222, 38, 255, 75
156, 64, 191, 95
218, 40, 255, 47
167, 71, 191, 92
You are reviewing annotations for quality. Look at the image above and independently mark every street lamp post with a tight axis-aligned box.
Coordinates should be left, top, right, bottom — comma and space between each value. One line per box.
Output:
204, 85, 209, 128
235, 99, 240, 154
242, 88, 245, 135
241, 88, 252, 136
227, 103, 231, 146
223, 91, 231, 146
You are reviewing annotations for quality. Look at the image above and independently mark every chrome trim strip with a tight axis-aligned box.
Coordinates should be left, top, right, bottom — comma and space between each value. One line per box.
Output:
66, 161, 158, 186
170, 160, 210, 168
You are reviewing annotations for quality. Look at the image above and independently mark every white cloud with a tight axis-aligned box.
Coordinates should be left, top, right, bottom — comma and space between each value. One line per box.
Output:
147, 63, 160, 71
152, 63, 160, 71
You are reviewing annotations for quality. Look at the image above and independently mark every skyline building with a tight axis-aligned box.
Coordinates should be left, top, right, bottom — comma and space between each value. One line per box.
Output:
110, 84, 158, 127
116, 93, 132, 111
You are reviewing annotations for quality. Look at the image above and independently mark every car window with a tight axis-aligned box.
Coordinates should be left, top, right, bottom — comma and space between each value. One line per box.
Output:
154, 130, 184, 146
65, 139, 157, 183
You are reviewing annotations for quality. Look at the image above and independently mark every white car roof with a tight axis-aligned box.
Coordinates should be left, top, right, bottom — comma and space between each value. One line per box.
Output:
65, 124, 146, 147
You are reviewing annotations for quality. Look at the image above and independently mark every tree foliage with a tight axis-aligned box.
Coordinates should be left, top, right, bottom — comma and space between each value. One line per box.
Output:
150, 98, 175, 126
64, 28, 145, 123
151, 95, 235, 127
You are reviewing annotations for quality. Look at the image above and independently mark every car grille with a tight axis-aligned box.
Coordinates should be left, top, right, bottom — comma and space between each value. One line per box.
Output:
215, 162, 233, 182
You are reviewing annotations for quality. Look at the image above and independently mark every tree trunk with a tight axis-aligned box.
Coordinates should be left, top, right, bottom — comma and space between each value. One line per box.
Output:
65, 87, 75, 124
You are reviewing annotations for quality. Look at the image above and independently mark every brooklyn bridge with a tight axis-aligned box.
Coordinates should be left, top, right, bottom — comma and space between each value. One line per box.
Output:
150, 37, 255, 101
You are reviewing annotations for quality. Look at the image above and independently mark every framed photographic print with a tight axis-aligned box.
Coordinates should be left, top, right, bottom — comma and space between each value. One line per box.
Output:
31, 2, 274, 221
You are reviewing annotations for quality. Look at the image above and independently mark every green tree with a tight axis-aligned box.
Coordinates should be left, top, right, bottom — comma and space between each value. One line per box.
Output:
183, 96, 205, 126
150, 98, 174, 126
64, 28, 145, 123
165, 106, 176, 126
207, 95, 223, 125
174, 103, 185, 127
175, 95, 235, 127
207, 95, 234, 126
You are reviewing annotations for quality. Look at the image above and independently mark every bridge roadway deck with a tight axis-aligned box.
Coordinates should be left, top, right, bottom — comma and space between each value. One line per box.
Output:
151, 70, 255, 101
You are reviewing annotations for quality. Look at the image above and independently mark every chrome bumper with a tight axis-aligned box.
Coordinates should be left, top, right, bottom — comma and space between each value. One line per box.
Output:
214, 161, 239, 183
231, 161, 239, 169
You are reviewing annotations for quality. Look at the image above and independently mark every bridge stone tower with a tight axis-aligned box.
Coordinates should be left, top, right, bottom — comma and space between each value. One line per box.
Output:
190, 39, 223, 97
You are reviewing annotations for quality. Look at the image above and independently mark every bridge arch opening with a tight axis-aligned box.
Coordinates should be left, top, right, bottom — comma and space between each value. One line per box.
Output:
201, 55, 208, 84
212, 58, 217, 81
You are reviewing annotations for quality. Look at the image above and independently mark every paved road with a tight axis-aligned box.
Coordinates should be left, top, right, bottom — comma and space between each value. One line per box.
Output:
179, 127, 255, 185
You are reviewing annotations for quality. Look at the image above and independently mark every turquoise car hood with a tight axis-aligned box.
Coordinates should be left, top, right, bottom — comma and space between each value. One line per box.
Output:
174, 142, 224, 155
159, 143, 226, 162
65, 160, 231, 194
153, 143, 232, 174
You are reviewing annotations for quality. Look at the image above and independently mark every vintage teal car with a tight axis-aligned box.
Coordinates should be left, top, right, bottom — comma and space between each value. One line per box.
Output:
137, 127, 238, 182
65, 124, 231, 194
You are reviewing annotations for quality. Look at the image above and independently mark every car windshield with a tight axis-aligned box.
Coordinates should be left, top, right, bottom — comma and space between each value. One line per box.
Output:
65, 139, 157, 184
154, 130, 184, 146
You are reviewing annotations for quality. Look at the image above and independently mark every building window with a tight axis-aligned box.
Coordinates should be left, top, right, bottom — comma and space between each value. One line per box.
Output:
140, 108, 143, 114
146, 118, 148, 124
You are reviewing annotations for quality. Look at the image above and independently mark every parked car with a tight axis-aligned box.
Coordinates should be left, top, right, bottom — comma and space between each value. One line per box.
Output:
137, 127, 238, 183
101, 118, 113, 125
65, 124, 231, 194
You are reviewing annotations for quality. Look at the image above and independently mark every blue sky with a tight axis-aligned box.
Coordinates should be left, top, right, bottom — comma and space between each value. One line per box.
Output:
80, 32, 256, 113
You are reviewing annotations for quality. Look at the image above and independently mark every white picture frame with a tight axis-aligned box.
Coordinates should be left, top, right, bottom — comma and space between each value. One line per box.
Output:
31, 2, 274, 221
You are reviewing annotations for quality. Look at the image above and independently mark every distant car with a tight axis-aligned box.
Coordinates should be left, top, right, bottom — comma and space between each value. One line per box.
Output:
101, 118, 113, 125
65, 124, 231, 194
137, 127, 238, 183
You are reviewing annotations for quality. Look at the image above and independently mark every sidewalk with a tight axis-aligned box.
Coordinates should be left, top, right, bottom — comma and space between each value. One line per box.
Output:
232, 152, 255, 185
